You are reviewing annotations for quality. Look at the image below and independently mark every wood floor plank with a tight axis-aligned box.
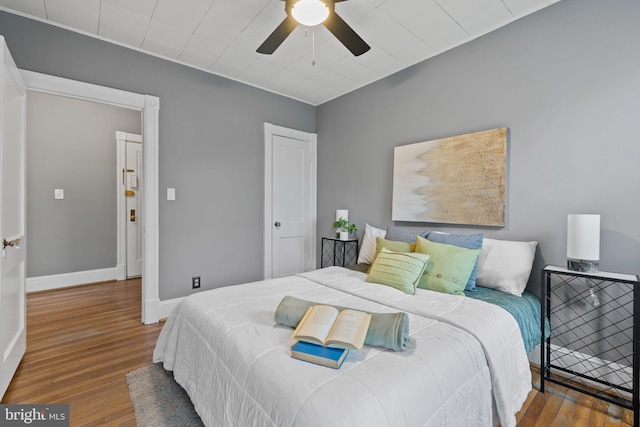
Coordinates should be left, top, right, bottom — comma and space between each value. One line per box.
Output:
2, 278, 636, 426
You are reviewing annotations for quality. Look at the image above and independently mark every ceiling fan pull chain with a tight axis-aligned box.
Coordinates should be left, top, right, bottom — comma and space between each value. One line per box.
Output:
311, 28, 316, 66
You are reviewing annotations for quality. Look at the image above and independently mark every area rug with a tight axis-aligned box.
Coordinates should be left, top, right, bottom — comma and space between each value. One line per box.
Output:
126, 363, 204, 427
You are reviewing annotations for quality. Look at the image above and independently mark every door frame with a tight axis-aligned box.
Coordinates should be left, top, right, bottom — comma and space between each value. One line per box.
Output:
116, 131, 143, 281
263, 122, 317, 279
21, 70, 161, 325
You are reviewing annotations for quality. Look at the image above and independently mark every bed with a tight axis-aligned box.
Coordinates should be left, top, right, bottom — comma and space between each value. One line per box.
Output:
153, 266, 538, 427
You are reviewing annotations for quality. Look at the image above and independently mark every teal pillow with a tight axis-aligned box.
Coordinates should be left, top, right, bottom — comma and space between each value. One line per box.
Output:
366, 248, 430, 295
385, 225, 430, 242
415, 236, 482, 295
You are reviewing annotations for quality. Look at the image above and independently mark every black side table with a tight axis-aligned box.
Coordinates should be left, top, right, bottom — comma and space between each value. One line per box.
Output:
321, 237, 359, 268
541, 264, 640, 426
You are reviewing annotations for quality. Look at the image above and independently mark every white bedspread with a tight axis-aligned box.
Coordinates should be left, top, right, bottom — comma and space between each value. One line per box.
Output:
153, 267, 531, 427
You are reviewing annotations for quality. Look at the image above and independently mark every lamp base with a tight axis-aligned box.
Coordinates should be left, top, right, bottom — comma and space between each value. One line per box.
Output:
567, 259, 599, 273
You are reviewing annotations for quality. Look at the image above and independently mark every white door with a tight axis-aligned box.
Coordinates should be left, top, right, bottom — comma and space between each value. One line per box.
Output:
126, 140, 143, 277
116, 132, 143, 280
264, 123, 317, 279
0, 36, 27, 399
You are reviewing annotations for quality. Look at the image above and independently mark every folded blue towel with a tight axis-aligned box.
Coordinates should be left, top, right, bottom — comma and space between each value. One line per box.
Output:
274, 296, 410, 351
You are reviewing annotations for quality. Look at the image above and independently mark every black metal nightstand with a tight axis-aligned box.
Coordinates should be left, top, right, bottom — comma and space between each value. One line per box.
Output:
321, 237, 359, 268
541, 265, 640, 426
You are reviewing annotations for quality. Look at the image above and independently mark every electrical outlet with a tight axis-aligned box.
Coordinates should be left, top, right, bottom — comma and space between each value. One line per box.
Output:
192, 276, 201, 289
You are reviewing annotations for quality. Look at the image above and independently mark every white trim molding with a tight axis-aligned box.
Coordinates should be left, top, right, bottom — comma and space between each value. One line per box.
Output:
27, 268, 117, 293
21, 70, 161, 324
158, 297, 184, 320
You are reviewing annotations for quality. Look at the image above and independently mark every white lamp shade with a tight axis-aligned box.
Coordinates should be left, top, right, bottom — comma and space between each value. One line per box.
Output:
336, 209, 348, 222
567, 214, 600, 261
291, 0, 329, 26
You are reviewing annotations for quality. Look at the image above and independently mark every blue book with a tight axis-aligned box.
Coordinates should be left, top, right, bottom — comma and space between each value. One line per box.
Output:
291, 341, 349, 369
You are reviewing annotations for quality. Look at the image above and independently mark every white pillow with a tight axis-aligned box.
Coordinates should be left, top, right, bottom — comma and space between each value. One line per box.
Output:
476, 238, 538, 296
357, 223, 387, 264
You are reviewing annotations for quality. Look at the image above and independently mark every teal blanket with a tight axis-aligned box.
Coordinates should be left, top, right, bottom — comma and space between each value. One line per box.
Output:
465, 286, 549, 353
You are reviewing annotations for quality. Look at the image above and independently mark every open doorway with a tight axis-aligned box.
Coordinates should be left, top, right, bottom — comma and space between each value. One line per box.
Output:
22, 70, 160, 324
26, 91, 141, 290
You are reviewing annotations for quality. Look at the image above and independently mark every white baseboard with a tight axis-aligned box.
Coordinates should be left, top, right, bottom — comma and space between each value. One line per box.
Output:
115, 263, 126, 281
529, 343, 632, 398
27, 267, 117, 293
158, 297, 184, 320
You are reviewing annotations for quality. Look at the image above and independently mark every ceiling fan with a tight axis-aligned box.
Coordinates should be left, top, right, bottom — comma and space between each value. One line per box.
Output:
257, 0, 370, 57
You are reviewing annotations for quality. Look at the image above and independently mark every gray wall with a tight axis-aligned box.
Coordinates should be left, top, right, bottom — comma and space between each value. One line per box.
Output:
316, 0, 640, 297
26, 91, 141, 277
0, 11, 316, 300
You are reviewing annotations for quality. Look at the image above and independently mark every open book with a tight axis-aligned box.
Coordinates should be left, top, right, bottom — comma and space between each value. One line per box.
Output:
291, 305, 372, 350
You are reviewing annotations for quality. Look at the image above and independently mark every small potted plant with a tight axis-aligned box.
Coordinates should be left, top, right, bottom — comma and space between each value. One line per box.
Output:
332, 217, 358, 240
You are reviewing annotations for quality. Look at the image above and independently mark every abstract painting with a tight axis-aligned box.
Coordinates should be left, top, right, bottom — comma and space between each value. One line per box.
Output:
392, 127, 507, 226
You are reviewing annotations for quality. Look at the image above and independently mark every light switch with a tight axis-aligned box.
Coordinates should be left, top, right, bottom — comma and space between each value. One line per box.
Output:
167, 188, 176, 201
54, 189, 64, 200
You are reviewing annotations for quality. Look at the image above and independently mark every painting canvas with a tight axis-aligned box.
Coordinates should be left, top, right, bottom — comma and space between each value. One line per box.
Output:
392, 127, 507, 226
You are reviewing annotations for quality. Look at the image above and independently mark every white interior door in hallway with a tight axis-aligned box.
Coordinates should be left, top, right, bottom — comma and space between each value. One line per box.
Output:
116, 132, 142, 279
264, 123, 317, 279
0, 36, 27, 399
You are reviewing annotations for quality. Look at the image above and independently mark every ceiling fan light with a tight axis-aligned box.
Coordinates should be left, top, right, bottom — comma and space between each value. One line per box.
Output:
292, 0, 329, 27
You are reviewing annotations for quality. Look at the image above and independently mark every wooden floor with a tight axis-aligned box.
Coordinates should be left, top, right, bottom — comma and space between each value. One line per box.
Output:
1, 280, 635, 426
1, 279, 163, 426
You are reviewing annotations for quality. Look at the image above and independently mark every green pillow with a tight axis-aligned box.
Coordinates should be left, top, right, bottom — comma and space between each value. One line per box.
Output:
415, 236, 481, 295
368, 237, 417, 273
366, 248, 430, 295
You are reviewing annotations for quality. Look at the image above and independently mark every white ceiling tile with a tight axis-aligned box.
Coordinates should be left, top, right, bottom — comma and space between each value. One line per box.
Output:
311, 69, 356, 92
98, 1, 149, 46
142, 20, 192, 58
0, 0, 47, 18
377, 0, 439, 24
369, 24, 421, 55
238, 57, 284, 84
435, 0, 504, 22
326, 56, 378, 82
178, 35, 226, 69
503, 0, 558, 16
422, 23, 469, 52
459, 2, 513, 35
286, 56, 326, 79
260, 0, 289, 21
403, 4, 461, 41
102, 0, 157, 17
152, 0, 214, 32
228, 29, 266, 56
45, 0, 100, 33
392, 39, 434, 64
265, 68, 307, 92
334, 0, 376, 23
355, 7, 399, 36
209, 48, 257, 77
356, 48, 405, 74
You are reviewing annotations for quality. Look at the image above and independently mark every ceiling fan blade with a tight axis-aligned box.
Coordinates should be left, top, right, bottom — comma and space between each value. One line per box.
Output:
257, 15, 298, 54
323, 12, 370, 56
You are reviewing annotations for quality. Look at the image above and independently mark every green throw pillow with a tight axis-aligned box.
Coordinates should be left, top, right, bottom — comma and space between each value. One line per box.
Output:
415, 236, 481, 295
367, 237, 417, 273
366, 248, 430, 295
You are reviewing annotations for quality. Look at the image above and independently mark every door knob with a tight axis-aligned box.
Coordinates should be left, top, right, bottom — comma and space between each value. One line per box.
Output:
274, 222, 281, 227
3, 238, 21, 249
130, 209, 136, 222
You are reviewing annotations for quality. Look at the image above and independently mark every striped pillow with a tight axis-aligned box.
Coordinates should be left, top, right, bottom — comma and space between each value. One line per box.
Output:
366, 248, 430, 294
